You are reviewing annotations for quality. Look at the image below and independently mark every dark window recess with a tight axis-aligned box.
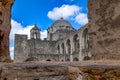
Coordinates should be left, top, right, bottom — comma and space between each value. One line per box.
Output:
0, 11, 2, 15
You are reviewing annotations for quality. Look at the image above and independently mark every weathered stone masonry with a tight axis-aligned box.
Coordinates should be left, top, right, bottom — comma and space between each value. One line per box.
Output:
14, 19, 90, 62
88, 0, 120, 60
0, 0, 14, 61
1, 0, 120, 80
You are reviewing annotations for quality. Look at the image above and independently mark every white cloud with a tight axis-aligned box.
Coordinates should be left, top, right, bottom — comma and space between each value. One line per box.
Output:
10, 20, 34, 42
10, 19, 47, 41
41, 30, 47, 40
10, 47, 14, 60
47, 4, 88, 25
75, 13, 88, 25
47, 4, 81, 20
10, 19, 47, 59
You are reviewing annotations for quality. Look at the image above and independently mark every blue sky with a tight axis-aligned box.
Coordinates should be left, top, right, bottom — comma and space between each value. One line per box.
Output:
10, 0, 88, 59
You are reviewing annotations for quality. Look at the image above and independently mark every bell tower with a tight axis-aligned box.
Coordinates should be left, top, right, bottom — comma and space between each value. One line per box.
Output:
30, 24, 41, 39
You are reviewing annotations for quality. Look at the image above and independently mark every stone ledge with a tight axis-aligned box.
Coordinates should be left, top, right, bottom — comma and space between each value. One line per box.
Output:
0, 61, 120, 80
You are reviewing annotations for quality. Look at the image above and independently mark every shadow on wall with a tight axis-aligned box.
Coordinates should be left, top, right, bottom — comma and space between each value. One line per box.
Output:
0, 30, 4, 50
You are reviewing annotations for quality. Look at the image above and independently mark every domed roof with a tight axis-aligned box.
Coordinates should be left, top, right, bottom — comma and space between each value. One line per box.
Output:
51, 17, 72, 28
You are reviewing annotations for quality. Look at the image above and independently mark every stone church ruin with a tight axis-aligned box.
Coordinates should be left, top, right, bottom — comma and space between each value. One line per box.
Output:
14, 18, 91, 62
0, 0, 120, 80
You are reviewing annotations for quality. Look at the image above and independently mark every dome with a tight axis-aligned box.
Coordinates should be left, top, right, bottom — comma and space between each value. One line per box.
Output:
51, 17, 73, 28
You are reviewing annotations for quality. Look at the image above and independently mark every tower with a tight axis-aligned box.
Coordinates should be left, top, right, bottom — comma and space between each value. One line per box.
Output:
30, 24, 41, 39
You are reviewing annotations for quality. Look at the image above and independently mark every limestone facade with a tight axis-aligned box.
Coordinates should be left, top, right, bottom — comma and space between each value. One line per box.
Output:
14, 18, 91, 62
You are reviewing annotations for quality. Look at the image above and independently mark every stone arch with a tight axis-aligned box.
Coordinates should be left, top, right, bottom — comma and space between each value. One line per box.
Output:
61, 43, 65, 54
57, 45, 60, 54
73, 34, 79, 53
34, 32, 37, 39
82, 28, 90, 59
66, 39, 71, 54
73, 57, 79, 61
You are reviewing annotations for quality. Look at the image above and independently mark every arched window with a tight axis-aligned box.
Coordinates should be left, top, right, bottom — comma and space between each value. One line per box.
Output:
73, 34, 79, 52
66, 39, 71, 54
83, 29, 89, 50
57, 45, 60, 54
82, 28, 89, 56
61, 43, 65, 54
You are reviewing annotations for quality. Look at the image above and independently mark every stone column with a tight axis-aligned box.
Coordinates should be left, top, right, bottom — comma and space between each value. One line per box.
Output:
0, 0, 14, 62
78, 31, 83, 61
70, 37, 73, 62
65, 42, 68, 54
88, 0, 120, 60
64, 41, 68, 61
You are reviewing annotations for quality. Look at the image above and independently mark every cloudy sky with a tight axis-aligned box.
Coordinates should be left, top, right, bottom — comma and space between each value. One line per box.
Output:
10, 0, 88, 59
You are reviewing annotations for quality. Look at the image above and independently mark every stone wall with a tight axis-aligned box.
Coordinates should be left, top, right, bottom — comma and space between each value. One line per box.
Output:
14, 34, 29, 62
0, 0, 14, 62
88, 0, 120, 60
14, 35, 58, 62
1, 61, 120, 80
28, 39, 57, 55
